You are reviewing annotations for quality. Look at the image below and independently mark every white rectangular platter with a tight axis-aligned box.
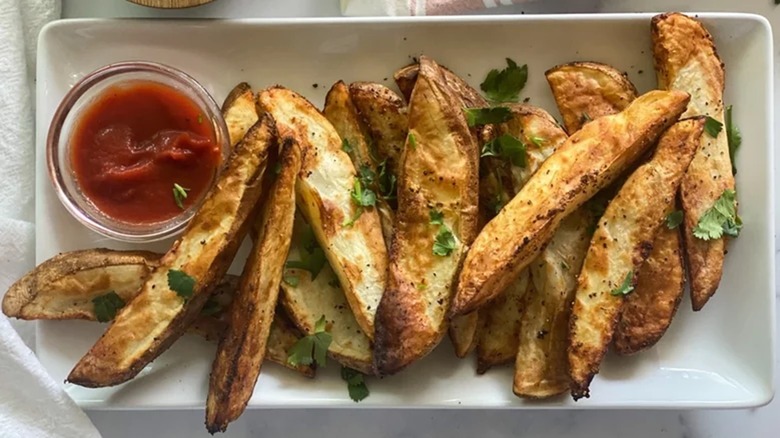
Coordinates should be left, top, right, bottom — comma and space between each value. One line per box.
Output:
35, 14, 774, 409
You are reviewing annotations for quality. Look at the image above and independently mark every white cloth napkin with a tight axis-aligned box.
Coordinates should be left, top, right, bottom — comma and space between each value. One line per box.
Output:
341, 0, 530, 15
0, 0, 100, 436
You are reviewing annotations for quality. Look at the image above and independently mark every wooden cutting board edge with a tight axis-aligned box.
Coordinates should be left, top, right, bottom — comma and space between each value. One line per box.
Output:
127, 0, 216, 9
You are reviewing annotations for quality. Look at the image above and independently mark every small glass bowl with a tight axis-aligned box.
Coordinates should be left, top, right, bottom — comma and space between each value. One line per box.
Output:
47, 61, 230, 242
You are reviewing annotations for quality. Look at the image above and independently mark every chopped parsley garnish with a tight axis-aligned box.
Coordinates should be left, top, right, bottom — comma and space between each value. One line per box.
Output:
287, 315, 332, 367
481, 133, 527, 167
286, 228, 326, 280
408, 132, 418, 150
464, 107, 512, 127
704, 116, 723, 138
168, 269, 196, 300
693, 189, 741, 240
358, 165, 376, 188
282, 274, 300, 287
610, 271, 635, 296
343, 179, 377, 227
530, 136, 545, 147
172, 183, 189, 209
665, 210, 684, 229
480, 58, 528, 103
377, 159, 397, 201
429, 209, 444, 225
92, 291, 125, 322
725, 105, 741, 174
342, 138, 353, 154
341, 366, 369, 402
433, 225, 457, 257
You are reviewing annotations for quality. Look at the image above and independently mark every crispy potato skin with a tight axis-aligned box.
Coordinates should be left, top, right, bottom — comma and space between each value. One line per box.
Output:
652, 12, 734, 310
545, 62, 638, 134
452, 90, 690, 316
324, 81, 395, 247
568, 118, 704, 400
374, 57, 479, 375
514, 209, 594, 398
206, 140, 301, 433
394, 63, 488, 108
476, 270, 530, 373
614, 225, 685, 355
259, 86, 388, 339
222, 82, 259, 148
348, 81, 408, 179
67, 116, 277, 388
280, 215, 374, 374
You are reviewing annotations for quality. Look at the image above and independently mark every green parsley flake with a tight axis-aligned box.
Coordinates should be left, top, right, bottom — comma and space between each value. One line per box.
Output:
464, 106, 513, 127
693, 189, 741, 240
287, 315, 332, 367
92, 291, 125, 322
341, 366, 370, 402
342, 138, 353, 154
173, 183, 190, 209
725, 105, 741, 175
283, 274, 300, 287
168, 269, 196, 300
429, 209, 444, 225
408, 132, 418, 150
704, 116, 723, 138
610, 271, 635, 296
433, 226, 457, 256
377, 159, 397, 201
665, 210, 684, 229
481, 133, 527, 167
530, 136, 545, 147
344, 179, 377, 227
479, 58, 528, 103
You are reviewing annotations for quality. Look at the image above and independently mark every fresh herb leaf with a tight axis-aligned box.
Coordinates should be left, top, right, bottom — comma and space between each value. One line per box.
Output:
417, 282, 427, 291
429, 209, 444, 225
693, 189, 741, 240
480, 58, 528, 103
377, 159, 397, 201
200, 298, 222, 316
408, 132, 418, 150
481, 134, 527, 167
341, 366, 369, 402
725, 105, 741, 174
344, 179, 377, 227
168, 269, 196, 300
704, 116, 723, 138
283, 274, 300, 287
610, 271, 635, 296
665, 210, 684, 229
464, 107, 513, 127
358, 165, 376, 188
172, 183, 190, 209
285, 232, 326, 280
92, 291, 125, 322
530, 136, 545, 147
287, 315, 332, 367
342, 138, 353, 154
433, 226, 457, 256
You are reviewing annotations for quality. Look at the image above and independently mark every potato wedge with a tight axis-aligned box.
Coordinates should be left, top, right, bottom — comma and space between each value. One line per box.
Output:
324, 80, 395, 246
67, 115, 277, 388
476, 269, 530, 374
374, 57, 480, 375
394, 63, 487, 108
449, 311, 480, 358
452, 90, 690, 316
348, 81, 408, 179
652, 12, 735, 311
514, 208, 595, 398
280, 214, 374, 375
259, 86, 388, 340
545, 62, 638, 134
206, 139, 301, 433
568, 118, 704, 399
222, 82, 259, 147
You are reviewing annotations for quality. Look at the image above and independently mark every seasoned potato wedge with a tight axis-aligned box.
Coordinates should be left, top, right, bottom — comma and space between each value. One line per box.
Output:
545, 62, 638, 134
652, 12, 735, 311
259, 86, 388, 339
452, 90, 690, 316
207, 139, 301, 433
349, 81, 408, 179
374, 57, 479, 375
394, 63, 487, 108
280, 215, 374, 375
449, 311, 480, 358
514, 208, 595, 398
324, 81, 395, 246
568, 118, 704, 399
222, 82, 259, 147
476, 269, 530, 374
67, 116, 277, 388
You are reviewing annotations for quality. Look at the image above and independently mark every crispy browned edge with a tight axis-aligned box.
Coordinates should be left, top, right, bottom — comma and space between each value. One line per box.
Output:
652, 12, 733, 311
545, 61, 638, 134
221, 82, 252, 113
67, 116, 276, 388
374, 56, 480, 375
206, 138, 301, 433
394, 63, 487, 108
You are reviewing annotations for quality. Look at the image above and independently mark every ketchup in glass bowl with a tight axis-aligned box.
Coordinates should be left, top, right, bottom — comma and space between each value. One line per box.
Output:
47, 62, 229, 242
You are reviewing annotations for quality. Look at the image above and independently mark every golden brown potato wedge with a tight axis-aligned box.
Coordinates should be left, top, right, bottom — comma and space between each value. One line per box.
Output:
222, 82, 259, 147
476, 269, 530, 374
514, 208, 595, 398
206, 139, 301, 433
348, 81, 408, 180
324, 81, 395, 246
452, 90, 690, 316
449, 311, 480, 358
568, 118, 704, 399
652, 12, 735, 311
280, 215, 374, 375
374, 57, 479, 375
394, 63, 487, 108
545, 62, 638, 134
67, 115, 277, 388
259, 86, 388, 340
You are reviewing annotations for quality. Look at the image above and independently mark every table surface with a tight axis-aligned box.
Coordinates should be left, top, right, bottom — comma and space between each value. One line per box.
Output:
60, 0, 780, 437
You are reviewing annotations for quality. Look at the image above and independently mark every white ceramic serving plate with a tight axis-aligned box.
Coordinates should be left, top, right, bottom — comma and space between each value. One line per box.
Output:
35, 14, 774, 409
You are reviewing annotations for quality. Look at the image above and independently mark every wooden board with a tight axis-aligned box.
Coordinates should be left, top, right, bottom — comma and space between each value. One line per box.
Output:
127, 0, 215, 8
